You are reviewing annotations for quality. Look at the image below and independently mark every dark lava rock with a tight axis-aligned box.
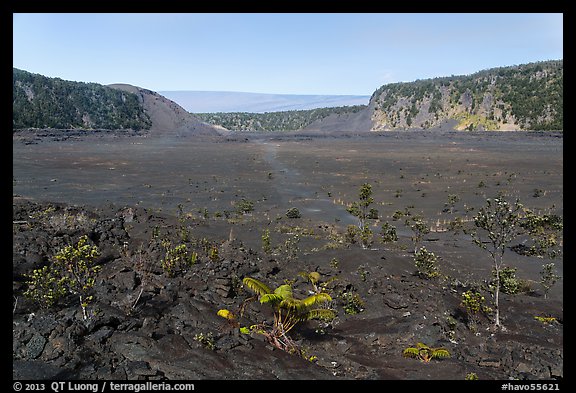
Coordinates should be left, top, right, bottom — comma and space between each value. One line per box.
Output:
12, 198, 563, 380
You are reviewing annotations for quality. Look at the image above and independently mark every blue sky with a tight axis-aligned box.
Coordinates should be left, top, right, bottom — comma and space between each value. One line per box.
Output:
13, 13, 563, 95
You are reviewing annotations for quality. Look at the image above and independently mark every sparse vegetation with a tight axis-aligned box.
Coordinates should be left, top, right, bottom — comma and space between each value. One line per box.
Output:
471, 193, 523, 327
403, 343, 450, 362
540, 263, 561, 299
413, 246, 440, 279
285, 207, 302, 219
380, 222, 398, 244
461, 290, 492, 330
346, 183, 379, 249
161, 241, 197, 277
195, 105, 367, 132
24, 235, 101, 320
241, 276, 335, 353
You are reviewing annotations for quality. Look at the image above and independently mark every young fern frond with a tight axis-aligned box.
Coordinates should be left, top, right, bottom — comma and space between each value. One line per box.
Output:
301, 292, 332, 307
403, 347, 421, 359
303, 308, 336, 321
403, 343, 450, 362
431, 348, 451, 360
274, 284, 293, 299
260, 293, 283, 305
243, 277, 273, 296
279, 297, 303, 309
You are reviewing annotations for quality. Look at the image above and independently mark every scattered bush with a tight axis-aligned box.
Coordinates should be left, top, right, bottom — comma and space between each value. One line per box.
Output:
235, 198, 254, 215
261, 229, 272, 254
414, 246, 440, 279
461, 290, 492, 330
24, 235, 101, 320
492, 267, 520, 295
380, 222, 398, 243
540, 263, 561, 299
161, 241, 197, 277
285, 207, 301, 219
403, 343, 450, 362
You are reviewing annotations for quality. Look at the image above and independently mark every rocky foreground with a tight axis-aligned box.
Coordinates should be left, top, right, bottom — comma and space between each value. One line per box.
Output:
12, 197, 563, 380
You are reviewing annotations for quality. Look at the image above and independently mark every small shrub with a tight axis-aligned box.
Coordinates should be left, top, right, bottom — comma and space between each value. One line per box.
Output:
414, 247, 440, 279
236, 198, 254, 215
363, 226, 375, 248
380, 222, 398, 243
461, 290, 492, 330
540, 263, 560, 299
492, 267, 520, 294
285, 207, 301, 219
208, 244, 220, 263
193, 332, 216, 350
329, 257, 339, 270
345, 225, 359, 244
161, 241, 196, 277
340, 291, 365, 315
391, 210, 405, 221
261, 229, 272, 254
23, 265, 68, 310
24, 235, 101, 320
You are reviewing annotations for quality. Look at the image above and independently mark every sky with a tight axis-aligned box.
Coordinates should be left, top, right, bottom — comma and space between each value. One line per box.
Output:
12, 13, 563, 96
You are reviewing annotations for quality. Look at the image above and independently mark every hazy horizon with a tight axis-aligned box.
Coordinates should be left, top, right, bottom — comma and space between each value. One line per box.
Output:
13, 13, 563, 96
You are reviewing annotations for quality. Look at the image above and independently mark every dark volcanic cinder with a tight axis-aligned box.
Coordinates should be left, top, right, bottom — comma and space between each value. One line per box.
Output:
12, 130, 563, 380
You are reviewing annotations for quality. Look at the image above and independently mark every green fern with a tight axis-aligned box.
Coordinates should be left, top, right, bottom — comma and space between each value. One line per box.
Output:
242, 276, 335, 352
243, 277, 273, 296
403, 342, 451, 362
403, 347, 421, 359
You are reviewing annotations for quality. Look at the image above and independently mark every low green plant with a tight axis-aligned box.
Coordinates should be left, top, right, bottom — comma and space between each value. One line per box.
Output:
357, 265, 368, 282
161, 241, 196, 277
285, 207, 301, 219
329, 257, 339, 270
281, 234, 300, 263
23, 265, 68, 310
261, 229, 272, 254
405, 214, 430, 253
461, 290, 492, 330
443, 194, 461, 213
241, 276, 335, 353
235, 198, 254, 215
193, 332, 215, 350
403, 342, 450, 362
540, 263, 560, 299
24, 235, 101, 320
465, 372, 479, 380
380, 222, 398, 243
414, 246, 440, 279
492, 267, 520, 294
340, 291, 365, 315
208, 244, 220, 263
534, 315, 557, 324
344, 225, 359, 245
